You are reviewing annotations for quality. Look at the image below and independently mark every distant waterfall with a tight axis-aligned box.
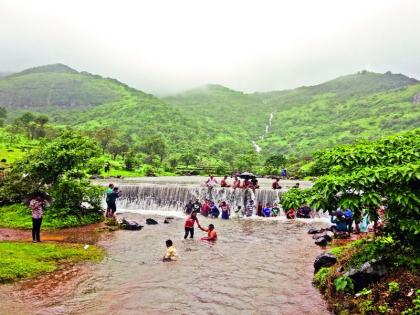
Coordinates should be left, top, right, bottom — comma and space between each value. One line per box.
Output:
116, 184, 282, 213
252, 112, 274, 153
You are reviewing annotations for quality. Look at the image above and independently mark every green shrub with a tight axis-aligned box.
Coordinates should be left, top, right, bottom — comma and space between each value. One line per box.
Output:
358, 300, 375, 314
314, 267, 333, 289
388, 281, 400, 294
334, 276, 354, 293
329, 246, 346, 258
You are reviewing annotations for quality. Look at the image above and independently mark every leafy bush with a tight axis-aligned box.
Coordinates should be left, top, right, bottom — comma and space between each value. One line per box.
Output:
0, 130, 103, 220
388, 281, 400, 294
280, 188, 312, 210
329, 246, 346, 258
48, 174, 103, 218
309, 130, 420, 246
313, 267, 333, 289
334, 276, 354, 293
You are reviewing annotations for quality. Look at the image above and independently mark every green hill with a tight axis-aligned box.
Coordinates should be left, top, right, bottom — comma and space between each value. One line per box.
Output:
0, 64, 201, 158
166, 71, 420, 158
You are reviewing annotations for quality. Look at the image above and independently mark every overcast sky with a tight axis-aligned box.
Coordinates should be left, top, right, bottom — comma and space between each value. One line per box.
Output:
1, 0, 420, 95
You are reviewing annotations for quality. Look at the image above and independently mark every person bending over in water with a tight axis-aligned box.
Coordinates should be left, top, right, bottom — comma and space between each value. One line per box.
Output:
184, 212, 200, 239
198, 223, 218, 241
163, 239, 177, 262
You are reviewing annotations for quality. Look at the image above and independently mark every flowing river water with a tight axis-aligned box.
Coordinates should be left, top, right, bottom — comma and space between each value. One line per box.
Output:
0, 177, 330, 315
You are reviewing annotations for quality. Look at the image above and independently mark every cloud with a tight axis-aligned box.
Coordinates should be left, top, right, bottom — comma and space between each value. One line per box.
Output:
1, 0, 419, 94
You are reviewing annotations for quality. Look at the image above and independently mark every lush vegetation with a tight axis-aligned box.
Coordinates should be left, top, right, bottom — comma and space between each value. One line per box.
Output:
313, 237, 419, 314
0, 241, 103, 282
1, 65, 419, 176
309, 129, 419, 244
291, 130, 420, 314
0, 130, 104, 225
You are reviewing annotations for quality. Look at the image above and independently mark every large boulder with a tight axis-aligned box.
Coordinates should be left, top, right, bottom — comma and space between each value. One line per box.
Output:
314, 253, 337, 272
146, 218, 159, 225
345, 259, 388, 291
120, 218, 143, 231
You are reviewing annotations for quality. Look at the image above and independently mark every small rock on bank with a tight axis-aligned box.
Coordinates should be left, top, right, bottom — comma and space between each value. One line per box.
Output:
314, 252, 338, 272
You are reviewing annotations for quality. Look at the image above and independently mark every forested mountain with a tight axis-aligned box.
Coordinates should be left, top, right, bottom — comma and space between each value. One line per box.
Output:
0, 64, 202, 159
1, 64, 419, 168
166, 71, 420, 158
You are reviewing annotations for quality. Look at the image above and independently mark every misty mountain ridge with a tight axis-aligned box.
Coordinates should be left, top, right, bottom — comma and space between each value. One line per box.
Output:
0, 64, 419, 158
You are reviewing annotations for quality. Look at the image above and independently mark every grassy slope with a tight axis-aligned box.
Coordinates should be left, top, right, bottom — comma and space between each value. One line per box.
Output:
0, 241, 103, 282
0, 204, 102, 230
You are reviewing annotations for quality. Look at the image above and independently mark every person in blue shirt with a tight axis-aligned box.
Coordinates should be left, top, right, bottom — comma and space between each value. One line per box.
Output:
344, 209, 353, 235
262, 203, 271, 217
330, 210, 348, 234
210, 201, 220, 218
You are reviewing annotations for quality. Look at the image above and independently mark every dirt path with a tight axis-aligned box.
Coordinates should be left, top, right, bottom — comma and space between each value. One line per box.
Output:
0, 222, 105, 244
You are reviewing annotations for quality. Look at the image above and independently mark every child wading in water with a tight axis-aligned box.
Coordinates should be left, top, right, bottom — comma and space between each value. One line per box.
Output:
184, 212, 200, 239
163, 239, 177, 262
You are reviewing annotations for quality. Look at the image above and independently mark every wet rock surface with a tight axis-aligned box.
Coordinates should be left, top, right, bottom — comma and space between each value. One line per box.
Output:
314, 253, 337, 272
345, 259, 388, 291
119, 218, 143, 230
146, 218, 158, 225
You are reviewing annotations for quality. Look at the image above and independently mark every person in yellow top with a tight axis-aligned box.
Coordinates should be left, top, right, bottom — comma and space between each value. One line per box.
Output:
163, 239, 177, 262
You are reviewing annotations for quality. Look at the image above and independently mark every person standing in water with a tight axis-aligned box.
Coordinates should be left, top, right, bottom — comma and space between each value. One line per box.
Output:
105, 183, 114, 217
232, 176, 241, 190
184, 212, 200, 239
107, 187, 121, 218
29, 194, 47, 242
205, 175, 218, 199
245, 200, 256, 217
184, 200, 194, 215
220, 201, 230, 220
198, 223, 218, 241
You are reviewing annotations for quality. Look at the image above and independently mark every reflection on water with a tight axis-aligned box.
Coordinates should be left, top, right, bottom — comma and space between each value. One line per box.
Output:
1, 214, 330, 315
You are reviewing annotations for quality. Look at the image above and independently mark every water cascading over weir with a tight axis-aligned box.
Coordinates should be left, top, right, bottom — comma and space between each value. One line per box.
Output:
116, 184, 282, 214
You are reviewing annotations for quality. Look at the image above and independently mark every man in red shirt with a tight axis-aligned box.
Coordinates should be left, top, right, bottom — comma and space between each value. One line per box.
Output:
184, 212, 200, 239
201, 199, 211, 217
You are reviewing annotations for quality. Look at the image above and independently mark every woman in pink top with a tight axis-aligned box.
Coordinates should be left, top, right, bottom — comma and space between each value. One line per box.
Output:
30, 195, 46, 242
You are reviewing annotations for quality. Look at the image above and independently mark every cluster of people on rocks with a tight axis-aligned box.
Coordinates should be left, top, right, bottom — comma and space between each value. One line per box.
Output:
327, 206, 386, 236
206, 175, 262, 193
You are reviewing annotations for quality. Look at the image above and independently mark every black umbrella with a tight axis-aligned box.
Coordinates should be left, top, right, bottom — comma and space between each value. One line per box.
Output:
239, 172, 256, 180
